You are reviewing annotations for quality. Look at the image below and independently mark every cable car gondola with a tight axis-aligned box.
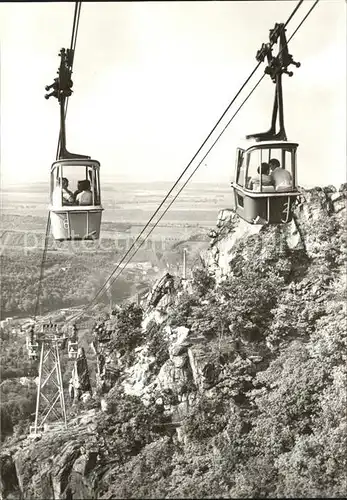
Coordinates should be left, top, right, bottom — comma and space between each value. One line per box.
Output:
45, 47, 103, 241
26, 325, 39, 361
49, 157, 103, 241
67, 324, 78, 358
231, 23, 301, 225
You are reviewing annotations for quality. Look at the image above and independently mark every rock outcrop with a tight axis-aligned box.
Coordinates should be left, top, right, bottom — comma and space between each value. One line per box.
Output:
204, 185, 347, 279
69, 348, 92, 403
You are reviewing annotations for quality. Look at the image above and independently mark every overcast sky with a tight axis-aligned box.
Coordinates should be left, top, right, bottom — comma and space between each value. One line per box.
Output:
1, 0, 346, 188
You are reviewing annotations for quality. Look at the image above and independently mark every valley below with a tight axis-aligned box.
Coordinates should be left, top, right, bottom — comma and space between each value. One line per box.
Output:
1, 181, 230, 320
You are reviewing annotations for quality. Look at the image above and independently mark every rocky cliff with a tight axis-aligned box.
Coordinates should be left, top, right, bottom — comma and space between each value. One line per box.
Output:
1, 185, 346, 499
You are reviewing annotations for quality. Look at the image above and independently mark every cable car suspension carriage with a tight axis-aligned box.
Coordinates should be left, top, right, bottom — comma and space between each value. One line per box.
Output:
45, 48, 103, 240
231, 23, 301, 225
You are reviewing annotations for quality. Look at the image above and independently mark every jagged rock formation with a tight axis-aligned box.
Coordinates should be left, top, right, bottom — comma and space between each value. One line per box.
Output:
90, 316, 121, 394
69, 348, 92, 403
1, 185, 346, 499
1, 411, 100, 500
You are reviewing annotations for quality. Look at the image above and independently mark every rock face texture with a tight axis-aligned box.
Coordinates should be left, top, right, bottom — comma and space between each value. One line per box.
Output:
1, 185, 346, 499
1, 411, 99, 500
69, 348, 92, 403
0, 453, 21, 499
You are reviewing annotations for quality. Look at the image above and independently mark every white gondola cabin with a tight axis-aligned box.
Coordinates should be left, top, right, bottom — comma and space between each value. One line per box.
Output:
50, 159, 103, 240
67, 324, 78, 358
68, 340, 79, 358
231, 140, 299, 224
26, 325, 39, 360
26, 336, 39, 360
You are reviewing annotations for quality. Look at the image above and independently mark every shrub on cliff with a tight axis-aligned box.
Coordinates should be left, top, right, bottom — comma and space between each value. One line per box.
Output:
96, 387, 167, 463
0, 379, 37, 441
108, 303, 144, 363
145, 320, 170, 369
97, 438, 176, 499
191, 267, 215, 297
225, 337, 347, 498
187, 290, 233, 341
219, 265, 284, 343
182, 394, 229, 441
268, 261, 344, 351
169, 292, 200, 328
304, 213, 347, 266
170, 256, 284, 343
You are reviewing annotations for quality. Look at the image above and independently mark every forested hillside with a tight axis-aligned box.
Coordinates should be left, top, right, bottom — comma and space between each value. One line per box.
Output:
1, 249, 138, 318
0, 186, 346, 499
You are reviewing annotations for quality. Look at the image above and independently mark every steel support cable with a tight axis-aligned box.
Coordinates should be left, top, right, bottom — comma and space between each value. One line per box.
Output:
69, 0, 309, 322
284, 0, 304, 27
70, 1, 317, 323
284, 1, 320, 47
79, 76, 265, 320
70, 2, 82, 56
35, 2, 83, 320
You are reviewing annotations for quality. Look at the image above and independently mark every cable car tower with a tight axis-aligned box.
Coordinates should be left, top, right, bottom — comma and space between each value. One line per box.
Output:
26, 322, 78, 438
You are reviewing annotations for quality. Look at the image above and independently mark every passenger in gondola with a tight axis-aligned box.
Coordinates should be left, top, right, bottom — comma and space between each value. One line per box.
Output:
76, 179, 93, 205
29, 324, 35, 344
73, 180, 84, 202
269, 159, 293, 191
71, 324, 78, 342
52, 177, 75, 205
249, 162, 273, 190
61, 178, 75, 205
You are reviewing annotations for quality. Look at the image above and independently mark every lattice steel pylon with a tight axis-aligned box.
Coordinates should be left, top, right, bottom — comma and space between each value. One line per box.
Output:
27, 323, 77, 438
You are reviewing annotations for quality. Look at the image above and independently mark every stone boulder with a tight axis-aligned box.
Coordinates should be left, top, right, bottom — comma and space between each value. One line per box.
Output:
69, 450, 98, 499
283, 218, 305, 251
187, 339, 239, 392
122, 346, 156, 398
156, 356, 191, 395
168, 326, 191, 357
216, 209, 235, 229
187, 344, 220, 391
50, 442, 81, 499
145, 273, 176, 310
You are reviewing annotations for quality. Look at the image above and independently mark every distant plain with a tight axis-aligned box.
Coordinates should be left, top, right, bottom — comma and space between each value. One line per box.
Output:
1, 181, 231, 245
